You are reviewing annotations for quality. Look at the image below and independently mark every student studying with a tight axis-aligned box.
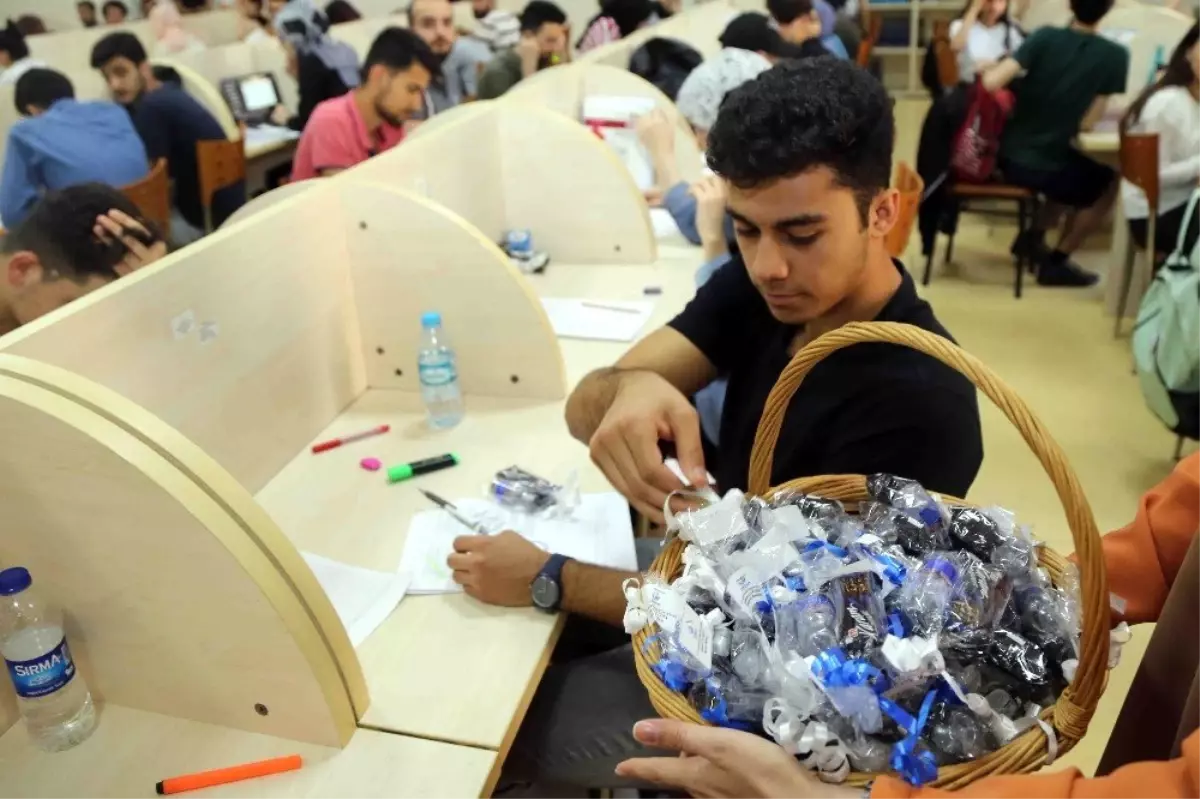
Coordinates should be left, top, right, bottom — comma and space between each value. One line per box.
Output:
273, 0, 361, 130
90, 32, 246, 244
476, 0, 569, 100
408, 0, 492, 113
290, 27, 436, 180
0, 69, 149, 228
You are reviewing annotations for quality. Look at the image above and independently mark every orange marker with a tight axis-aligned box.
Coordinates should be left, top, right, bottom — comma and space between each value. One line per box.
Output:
155, 754, 302, 795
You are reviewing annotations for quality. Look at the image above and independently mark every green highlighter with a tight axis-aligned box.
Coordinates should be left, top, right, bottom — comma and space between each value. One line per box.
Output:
387, 453, 460, 483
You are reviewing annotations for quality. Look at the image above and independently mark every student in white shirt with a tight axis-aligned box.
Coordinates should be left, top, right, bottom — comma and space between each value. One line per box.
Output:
949, 0, 1023, 82
0, 23, 47, 87
471, 0, 521, 51
1120, 22, 1200, 256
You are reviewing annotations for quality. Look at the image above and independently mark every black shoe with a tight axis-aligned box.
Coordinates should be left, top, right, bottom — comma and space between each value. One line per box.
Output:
1036, 258, 1100, 287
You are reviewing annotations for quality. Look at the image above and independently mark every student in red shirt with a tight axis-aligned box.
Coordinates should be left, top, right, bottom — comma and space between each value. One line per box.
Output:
291, 27, 437, 181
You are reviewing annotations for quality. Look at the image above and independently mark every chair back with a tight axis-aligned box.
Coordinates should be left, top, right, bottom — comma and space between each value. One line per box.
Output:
932, 20, 960, 88
886, 161, 924, 258
196, 139, 248, 232
1119, 131, 1160, 217
121, 158, 172, 241
856, 15, 882, 67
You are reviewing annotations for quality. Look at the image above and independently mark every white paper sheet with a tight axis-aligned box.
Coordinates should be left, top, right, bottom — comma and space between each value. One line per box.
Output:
583, 96, 658, 191
400, 493, 638, 595
650, 207, 681, 239
243, 124, 301, 150
540, 298, 654, 342
301, 552, 410, 647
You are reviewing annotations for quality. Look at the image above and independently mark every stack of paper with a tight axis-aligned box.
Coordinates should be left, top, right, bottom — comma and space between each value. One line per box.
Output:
540, 298, 654, 342
301, 552, 410, 647
244, 125, 301, 149
399, 493, 638, 595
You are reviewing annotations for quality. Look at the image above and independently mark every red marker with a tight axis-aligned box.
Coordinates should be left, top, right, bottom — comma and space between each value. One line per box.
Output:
311, 424, 390, 454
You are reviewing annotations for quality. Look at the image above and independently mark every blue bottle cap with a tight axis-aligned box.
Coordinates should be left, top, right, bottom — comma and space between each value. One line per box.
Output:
420, 311, 442, 328
927, 556, 959, 585
0, 567, 32, 596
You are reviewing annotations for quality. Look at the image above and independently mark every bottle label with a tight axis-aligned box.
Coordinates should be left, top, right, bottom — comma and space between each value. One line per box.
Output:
5, 638, 76, 699
419, 361, 457, 387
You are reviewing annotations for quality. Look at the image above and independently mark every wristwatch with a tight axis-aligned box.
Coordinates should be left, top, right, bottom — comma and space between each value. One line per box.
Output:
530, 554, 571, 612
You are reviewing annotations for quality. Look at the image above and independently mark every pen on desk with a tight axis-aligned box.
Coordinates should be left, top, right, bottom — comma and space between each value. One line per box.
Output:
419, 489, 490, 535
581, 301, 641, 314
311, 424, 390, 454
156, 755, 303, 795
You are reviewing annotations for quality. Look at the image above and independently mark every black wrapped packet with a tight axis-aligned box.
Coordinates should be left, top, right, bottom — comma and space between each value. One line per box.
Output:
865, 474, 952, 556
834, 573, 884, 658
948, 507, 1009, 561
925, 701, 996, 766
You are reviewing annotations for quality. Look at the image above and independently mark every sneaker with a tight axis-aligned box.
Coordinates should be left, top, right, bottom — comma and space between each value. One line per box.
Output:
1036, 258, 1100, 287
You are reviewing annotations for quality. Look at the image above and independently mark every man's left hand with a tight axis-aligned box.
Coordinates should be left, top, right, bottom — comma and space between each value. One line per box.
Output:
94, 209, 168, 275
448, 531, 550, 606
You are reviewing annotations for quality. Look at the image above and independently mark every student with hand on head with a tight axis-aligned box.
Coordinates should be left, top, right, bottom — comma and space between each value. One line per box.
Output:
477, 0, 569, 99
0, 69, 149, 229
408, 0, 492, 112
949, 0, 1023, 82
0, 22, 47, 87
617, 453, 1200, 799
448, 59, 982, 793
78, 1, 99, 28
470, 0, 521, 52
272, 0, 360, 130
103, 0, 130, 23
1120, 23, 1200, 258
291, 27, 436, 180
90, 31, 245, 245
149, 0, 207, 56
982, 0, 1128, 287
0, 184, 168, 335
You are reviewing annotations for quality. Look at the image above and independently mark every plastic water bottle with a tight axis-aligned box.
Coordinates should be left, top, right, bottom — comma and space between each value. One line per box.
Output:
776, 595, 839, 657
894, 554, 959, 637
417, 311, 464, 429
0, 567, 96, 752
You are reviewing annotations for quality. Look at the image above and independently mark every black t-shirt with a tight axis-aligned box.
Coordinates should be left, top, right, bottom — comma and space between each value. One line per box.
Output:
669, 258, 983, 497
129, 86, 245, 231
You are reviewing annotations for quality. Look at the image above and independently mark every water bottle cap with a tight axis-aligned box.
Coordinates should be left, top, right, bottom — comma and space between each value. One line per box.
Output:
420, 312, 442, 328
0, 567, 31, 595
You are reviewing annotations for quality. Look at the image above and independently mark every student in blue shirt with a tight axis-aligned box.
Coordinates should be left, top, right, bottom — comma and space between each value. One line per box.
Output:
0, 69, 149, 229
90, 32, 245, 246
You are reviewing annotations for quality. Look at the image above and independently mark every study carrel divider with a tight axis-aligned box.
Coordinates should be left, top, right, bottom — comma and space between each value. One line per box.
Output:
352, 99, 658, 265
504, 62, 704, 187
0, 178, 566, 748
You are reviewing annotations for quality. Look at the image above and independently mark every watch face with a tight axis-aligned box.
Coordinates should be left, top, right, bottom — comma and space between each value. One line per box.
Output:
531, 574, 560, 610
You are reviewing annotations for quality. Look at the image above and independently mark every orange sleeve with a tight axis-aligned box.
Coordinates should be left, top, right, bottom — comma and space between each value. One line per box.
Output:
1099, 453, 1199, 625
870, 729, 1199, 799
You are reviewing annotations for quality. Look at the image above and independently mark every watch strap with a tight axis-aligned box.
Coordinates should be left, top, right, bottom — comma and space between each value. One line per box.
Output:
535, 553, 570, 611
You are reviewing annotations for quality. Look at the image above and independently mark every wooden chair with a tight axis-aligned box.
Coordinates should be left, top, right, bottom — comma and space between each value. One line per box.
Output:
197, 139, 247, 233
886, 161, 924, 258
923, 181, 1040, 298
1114, 131, 1159, 337
856, 14, 882, 68
121, 158, 172, 242
932, 20, 960, 90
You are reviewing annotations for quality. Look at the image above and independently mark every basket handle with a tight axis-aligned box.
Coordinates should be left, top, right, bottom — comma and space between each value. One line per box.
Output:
748, 321, 1107, 735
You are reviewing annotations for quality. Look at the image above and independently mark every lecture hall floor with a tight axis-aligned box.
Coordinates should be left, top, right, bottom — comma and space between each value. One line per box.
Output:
891, 99, 1189, 775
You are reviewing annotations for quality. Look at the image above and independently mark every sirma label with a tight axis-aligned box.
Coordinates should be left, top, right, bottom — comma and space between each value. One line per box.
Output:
419, 362, 457, 387
5, 638, 76, 699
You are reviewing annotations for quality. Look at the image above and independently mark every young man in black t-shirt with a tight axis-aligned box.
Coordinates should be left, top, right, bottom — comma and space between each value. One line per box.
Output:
444, 60, 983, 791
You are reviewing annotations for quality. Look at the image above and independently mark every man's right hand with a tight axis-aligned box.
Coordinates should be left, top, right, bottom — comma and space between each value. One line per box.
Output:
588, 370, 708, 524
516, 33, 541, 77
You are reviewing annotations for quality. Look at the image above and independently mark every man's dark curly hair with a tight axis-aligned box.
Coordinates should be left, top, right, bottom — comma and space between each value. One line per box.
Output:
707, 58, 894, 225
2, 184, 154, 283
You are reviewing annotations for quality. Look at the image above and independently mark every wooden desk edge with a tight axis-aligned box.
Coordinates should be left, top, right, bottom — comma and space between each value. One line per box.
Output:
480, 611, 567, 798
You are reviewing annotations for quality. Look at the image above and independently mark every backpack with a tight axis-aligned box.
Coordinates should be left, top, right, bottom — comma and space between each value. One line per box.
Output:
629, 37, 702, 102
949, 79, 1012, 183
1133, 189, 1200, 440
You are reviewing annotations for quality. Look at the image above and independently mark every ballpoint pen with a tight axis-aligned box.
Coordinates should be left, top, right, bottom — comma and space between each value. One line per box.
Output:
419, 489, 490, 535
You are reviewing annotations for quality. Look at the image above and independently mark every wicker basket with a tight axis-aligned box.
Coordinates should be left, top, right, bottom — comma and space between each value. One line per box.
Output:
631, 321, 1108, 789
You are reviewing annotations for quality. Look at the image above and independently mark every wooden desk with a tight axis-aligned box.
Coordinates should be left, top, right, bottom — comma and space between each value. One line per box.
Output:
253, 254, 702, 752
0, 705, 495, 798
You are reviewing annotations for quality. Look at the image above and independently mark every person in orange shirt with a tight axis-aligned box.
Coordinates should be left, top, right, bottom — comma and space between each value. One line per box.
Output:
616, 454, 1200, 799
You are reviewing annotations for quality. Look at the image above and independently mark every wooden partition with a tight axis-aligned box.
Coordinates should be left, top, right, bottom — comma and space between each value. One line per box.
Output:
1097, 4, 1192, 97
351, 100, 656, 264
330, 14, 409, 58
26, 9, 240, 74
0, 178, 565, 749
0, 353, 364, 746
576, 0, 737, 68
506, 62, 704, 187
